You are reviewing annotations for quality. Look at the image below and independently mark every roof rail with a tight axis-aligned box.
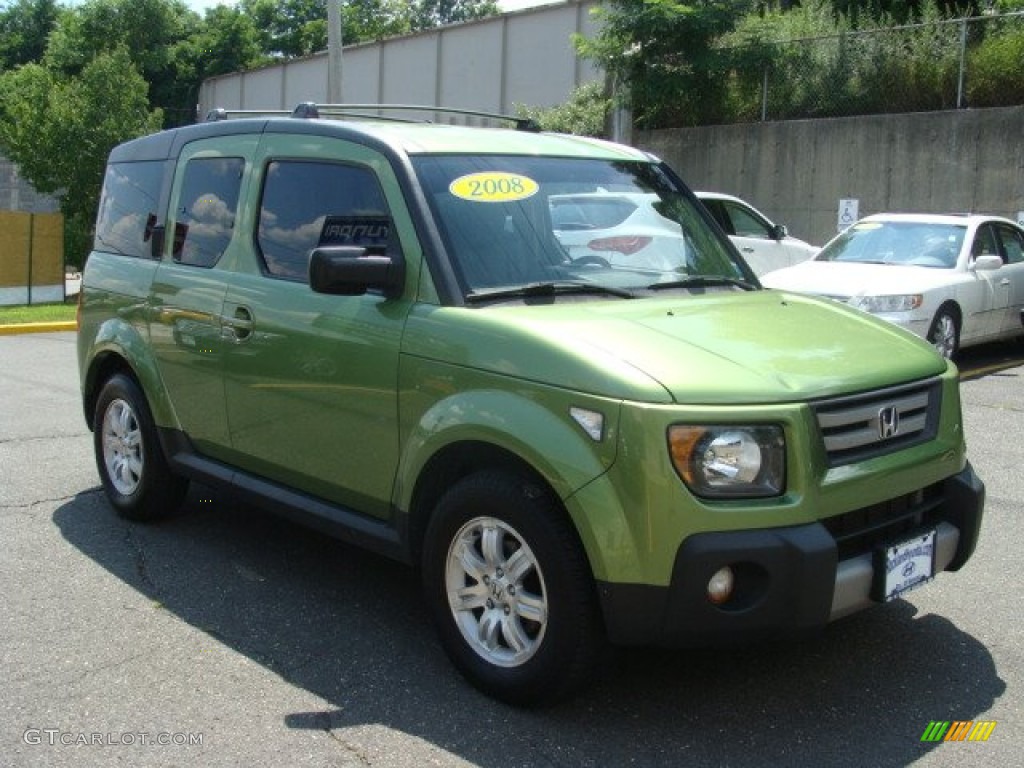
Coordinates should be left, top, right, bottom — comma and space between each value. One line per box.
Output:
204, 107, 291, 122
290, 102, 542, 132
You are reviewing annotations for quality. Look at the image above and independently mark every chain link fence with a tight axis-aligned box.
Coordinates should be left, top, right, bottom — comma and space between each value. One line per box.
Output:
710, 11, 1024, 124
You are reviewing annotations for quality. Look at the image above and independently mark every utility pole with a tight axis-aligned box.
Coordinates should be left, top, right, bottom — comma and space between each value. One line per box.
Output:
327, 0, 343, 103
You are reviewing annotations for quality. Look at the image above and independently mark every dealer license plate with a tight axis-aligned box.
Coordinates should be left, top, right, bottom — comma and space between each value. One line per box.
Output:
874, 529, 937, 602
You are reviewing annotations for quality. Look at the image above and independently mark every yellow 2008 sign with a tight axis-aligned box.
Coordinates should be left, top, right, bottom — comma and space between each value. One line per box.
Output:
449, 172, 538, 203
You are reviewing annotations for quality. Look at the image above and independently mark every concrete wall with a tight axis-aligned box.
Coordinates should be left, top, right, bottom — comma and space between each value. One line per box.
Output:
1, 156, 60, 214
635, 107, 1024, 247
198, 0, 602, 118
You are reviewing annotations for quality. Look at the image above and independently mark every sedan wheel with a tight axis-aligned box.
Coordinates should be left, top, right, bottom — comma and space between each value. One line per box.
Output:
928, 309, 959, 359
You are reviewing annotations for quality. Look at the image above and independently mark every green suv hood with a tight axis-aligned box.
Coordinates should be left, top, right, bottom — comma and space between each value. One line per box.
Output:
407, 290, 948, 404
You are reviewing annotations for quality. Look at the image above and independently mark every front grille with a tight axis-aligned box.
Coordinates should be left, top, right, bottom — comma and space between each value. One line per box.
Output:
812, 379, 941, 467
822, 482, 945, 561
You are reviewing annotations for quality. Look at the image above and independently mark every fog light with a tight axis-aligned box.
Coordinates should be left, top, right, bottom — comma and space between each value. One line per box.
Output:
707, 566, 735, 605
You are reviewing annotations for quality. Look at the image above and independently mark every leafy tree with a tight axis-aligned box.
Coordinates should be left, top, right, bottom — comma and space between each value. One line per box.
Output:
576, 0, 756, 128
170, 5, 266, 123
239, 0, 500, 57
0, 0, 59, 70
515, 81, 613, 137
410, 0, 500, 28
0, 48, 163, 265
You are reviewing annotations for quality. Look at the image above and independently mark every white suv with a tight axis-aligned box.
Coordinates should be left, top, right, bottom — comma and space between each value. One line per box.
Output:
696, 191, 817, 275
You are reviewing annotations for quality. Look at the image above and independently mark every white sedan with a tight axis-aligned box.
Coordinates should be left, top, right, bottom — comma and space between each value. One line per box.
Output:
761, 213, 1024, 358
695, 191, 818, 275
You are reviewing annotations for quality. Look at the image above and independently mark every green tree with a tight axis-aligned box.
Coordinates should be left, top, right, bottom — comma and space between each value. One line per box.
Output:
171, 5, 266, 123
515, 81, 612, 137
0, 48, 163, 265
410, 0, 500, 28
0, 0, 59, 70
575, 0, 755, 128
44, 0, 197, 122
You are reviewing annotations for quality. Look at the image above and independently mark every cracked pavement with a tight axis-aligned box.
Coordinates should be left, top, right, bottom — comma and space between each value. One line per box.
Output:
2, 331, 1023, 767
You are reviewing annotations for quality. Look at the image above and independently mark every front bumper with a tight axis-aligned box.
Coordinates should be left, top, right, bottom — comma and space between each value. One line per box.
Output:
597, 462, 985, 647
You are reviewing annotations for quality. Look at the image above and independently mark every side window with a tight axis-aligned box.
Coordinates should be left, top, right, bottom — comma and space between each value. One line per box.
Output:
723, 201, 771, 239
257, 160, 390, 282
996, 225, 1024, 265
701, 200, 733, 234
172, 157, 244, 268
971, 225, 1000, 260
94, 161, 166, 258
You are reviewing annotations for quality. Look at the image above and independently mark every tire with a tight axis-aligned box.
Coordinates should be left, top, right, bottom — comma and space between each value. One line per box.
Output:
422, 471, 604, 706
927, 307, 960, 359
93, 373, 188, 521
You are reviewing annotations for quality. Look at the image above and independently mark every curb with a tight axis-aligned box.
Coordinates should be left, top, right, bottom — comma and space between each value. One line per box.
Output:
0, 321, 77, 336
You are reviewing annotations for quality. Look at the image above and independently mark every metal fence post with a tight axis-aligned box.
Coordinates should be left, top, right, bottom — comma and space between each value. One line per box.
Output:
762, 66, 769, 122
956, 18, 968, 109
27, 213, 34, 306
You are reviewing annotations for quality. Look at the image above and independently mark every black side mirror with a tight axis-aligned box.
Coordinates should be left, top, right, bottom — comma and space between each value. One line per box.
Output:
770, 223, 788, 241
309, 246, 404, 298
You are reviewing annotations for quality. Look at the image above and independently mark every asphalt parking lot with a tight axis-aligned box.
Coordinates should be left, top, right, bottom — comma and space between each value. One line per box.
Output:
2, 331, 1022, 767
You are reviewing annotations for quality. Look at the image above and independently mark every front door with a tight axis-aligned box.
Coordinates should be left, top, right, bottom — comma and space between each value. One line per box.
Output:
221, 137, 413, 518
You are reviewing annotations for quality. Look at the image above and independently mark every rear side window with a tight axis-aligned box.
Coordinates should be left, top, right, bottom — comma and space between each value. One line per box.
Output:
94, 161, 166, 258
172, 157, 245, 268
257, 160, 389, 281
722, 201, 771, 239
997, 224, 1024, 265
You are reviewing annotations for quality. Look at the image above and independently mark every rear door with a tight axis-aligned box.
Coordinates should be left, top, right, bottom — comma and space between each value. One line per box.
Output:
148, 136, 257, 459
995, 223, 1024, 337
703, 197, 801, 275
220, 134, 415, 518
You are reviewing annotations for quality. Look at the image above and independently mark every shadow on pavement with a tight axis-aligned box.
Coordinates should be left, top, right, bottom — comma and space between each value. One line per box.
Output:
55, 485, 1005, 767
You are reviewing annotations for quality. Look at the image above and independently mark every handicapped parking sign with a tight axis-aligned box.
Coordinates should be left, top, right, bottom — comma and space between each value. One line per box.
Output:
838, 199, 859, 232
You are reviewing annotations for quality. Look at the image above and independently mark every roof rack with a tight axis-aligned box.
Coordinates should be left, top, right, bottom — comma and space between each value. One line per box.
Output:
203, 102, 541, 132
204, 107, 291, 122
292, 103, 541, 132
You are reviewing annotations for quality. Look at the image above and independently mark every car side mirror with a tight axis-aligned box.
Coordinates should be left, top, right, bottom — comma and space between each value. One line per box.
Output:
972, 254, 1003, 272
309, 246, 404, 298
769, 223, 788, 240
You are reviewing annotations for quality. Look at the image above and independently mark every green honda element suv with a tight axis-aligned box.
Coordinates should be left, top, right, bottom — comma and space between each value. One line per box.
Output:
77, 104, 985, 706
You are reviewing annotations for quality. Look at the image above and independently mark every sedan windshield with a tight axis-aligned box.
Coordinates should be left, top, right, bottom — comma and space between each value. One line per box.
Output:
412, 155, 751, 299
818, 221, 966, 268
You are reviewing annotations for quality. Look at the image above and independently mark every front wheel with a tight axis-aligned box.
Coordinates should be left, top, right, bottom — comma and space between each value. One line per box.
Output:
422, 471, 604, 706
927, 307, 960, 359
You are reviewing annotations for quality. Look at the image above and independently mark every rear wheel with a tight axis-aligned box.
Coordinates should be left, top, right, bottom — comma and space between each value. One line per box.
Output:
93, 373, 188, 521
927, 307, 960, 359
422, 471, 604, 706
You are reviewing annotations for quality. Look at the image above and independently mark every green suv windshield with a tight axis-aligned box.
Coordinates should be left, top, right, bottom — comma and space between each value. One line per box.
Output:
412, 156, 752, 299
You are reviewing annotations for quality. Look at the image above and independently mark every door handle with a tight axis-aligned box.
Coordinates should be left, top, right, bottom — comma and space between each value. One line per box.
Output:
222, 305, 254, 342
741, 246, 754, 253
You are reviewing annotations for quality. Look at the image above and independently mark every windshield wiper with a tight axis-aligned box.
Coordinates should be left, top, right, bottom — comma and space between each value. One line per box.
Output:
647, 275, 758, 292
465, 281, 636, 303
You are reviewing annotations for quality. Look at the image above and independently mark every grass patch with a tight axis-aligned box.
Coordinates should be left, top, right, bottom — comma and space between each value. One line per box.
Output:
0, 302, 77, 325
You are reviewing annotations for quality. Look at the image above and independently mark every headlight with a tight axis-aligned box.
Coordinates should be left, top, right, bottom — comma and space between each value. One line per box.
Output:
851, 294, 923, 313
668, 425, 785, 499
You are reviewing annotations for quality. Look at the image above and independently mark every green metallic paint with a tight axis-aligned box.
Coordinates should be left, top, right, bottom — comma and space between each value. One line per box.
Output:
77, 253, 181, 429
456, 291, 947, 404
395, 359, 622, 511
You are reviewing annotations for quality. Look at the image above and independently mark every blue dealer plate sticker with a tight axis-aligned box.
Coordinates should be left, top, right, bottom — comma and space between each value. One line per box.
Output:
877, 529, 937, 601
